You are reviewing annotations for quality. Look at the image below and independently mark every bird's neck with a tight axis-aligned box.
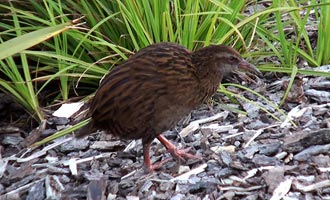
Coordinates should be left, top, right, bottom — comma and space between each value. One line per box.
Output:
195, 62, 223, 103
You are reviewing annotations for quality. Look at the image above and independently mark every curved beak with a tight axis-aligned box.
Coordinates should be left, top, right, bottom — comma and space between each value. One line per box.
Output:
239, 59, 262, 76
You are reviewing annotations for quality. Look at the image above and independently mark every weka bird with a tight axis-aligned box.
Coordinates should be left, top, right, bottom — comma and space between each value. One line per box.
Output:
76, 42, 259, 171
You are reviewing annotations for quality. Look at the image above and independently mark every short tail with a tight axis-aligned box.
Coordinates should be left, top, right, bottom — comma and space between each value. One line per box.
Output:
71, 98, 96, 138
74, 121, 95, 138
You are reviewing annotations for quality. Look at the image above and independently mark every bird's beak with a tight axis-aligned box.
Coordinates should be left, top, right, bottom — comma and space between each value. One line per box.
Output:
238, 59, 262, 76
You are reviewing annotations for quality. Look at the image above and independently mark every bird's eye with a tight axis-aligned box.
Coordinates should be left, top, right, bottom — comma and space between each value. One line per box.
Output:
228, 56, 238, 63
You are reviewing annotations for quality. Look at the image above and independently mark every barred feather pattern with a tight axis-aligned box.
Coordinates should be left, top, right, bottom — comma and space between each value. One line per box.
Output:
76, 42, 244, 145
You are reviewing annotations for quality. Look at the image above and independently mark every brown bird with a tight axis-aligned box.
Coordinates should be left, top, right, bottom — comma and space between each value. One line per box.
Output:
76, 42, 259, 171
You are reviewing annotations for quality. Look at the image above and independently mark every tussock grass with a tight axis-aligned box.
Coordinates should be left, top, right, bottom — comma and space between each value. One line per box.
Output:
0, 0, 329, 128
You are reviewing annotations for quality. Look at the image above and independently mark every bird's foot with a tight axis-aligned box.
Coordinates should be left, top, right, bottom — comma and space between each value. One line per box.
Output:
167, 147, 202, 162
145, 149, 201, 172
143, 142, 174, 172
145, 158, 172, 172
157, 135, 202, 162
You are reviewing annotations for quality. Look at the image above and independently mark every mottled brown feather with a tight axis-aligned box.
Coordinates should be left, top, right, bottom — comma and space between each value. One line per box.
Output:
76, 43, 250, 145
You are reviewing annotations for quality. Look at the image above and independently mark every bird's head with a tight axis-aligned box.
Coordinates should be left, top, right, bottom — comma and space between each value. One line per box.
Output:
193, 44, 260, 79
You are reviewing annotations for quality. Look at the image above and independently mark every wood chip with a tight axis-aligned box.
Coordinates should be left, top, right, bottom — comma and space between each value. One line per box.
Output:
295, 180, 330, 192
270, 179, 292, 200
170, 164, 207, 182
179, 112, 229, 137
52, 102, 84, 118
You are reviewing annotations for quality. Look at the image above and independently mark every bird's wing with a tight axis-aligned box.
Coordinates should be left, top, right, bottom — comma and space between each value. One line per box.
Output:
89, 43, 198, 139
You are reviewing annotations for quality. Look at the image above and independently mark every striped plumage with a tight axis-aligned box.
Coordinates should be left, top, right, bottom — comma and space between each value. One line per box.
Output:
76, 42, 258, 171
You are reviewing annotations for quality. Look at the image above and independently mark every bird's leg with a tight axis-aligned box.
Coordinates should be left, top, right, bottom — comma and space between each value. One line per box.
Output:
156, 135, 201, 161
142, 142, 171, 172
206, 99, 215, 115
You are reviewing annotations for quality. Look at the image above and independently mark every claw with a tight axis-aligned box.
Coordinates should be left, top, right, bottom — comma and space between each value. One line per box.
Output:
157, 135, 202, 161
142, 135, 202, 172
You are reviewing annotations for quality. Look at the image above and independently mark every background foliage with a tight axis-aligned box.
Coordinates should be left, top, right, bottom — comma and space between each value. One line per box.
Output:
0, 0, 330, 123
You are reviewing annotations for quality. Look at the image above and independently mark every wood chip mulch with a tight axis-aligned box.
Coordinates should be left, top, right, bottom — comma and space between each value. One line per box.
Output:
1, 68, 330, 200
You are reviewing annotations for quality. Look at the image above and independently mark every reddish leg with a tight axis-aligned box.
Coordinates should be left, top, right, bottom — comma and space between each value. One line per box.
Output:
156, 135, 201, 161
206, 99, 215, 115
143, 142, 171, 172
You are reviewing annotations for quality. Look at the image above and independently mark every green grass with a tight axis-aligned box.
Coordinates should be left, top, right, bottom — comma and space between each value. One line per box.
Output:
0, 13, 77, 121
1, 0, 330, 127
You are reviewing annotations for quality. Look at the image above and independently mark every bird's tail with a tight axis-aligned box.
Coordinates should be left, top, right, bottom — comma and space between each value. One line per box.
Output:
74, 120, 95, 138
71, 99, 96, 138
